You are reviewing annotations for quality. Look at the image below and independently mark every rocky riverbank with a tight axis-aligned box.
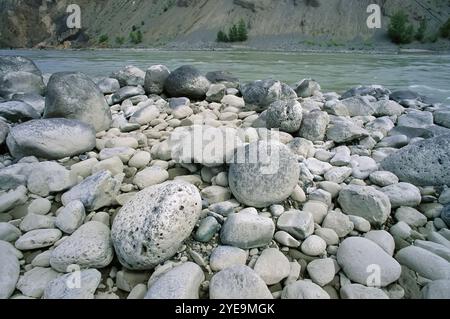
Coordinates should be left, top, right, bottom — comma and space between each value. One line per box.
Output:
0, 55, 450, 299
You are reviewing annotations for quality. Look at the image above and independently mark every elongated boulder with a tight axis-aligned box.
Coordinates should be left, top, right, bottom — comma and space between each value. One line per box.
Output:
44, 72, 112, 132
111, 181, 202, 270
6, 118, 96, 159
0, 101, 40, 122
381, 134, 450, 186
240, 79, 297, 111
228, 141, 300, 208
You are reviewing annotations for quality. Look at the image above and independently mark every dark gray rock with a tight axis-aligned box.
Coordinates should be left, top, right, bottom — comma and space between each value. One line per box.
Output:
266, 99, 303, 133
6, 118, 96, 159
144, 65, 170, 95
206, 71, 239, 88
111, 181, 202, 270
390, 90, 422, 104
341, 85, 391, 100
381, 134, 450, 186
44, 72, 112, 132
164, 65, 210, 100
0, 101, 40, 122
240, 79, 297, 111
0, 120, 9, 145
228, 141, 300, 208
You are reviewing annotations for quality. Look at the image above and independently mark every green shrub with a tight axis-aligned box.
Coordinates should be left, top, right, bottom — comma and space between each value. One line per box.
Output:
217, 30, 229, 42
217, 19, 248, 43
415, 18, 427, 42
98, 34, 109, 44
388, 11, 414, 44
115, 36, 125, 45
130, 30, 143, 44
440, 18, 450, 39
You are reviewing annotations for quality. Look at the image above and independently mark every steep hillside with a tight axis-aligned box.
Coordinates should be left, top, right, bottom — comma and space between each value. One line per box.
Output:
1, 0, 449, 49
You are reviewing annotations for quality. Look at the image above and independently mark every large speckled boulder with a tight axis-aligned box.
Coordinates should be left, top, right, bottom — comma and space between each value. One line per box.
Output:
228, 141, 300, 208
6, 118, 96, 159
44, 72, 112, 132
50, 221, 114, 272
266, 99, 303, 133
240, 79, 297, 111
381, 134, 450, 186
164, 65, 210, 100
111, 181, 202, 270
144, 65, 170, 95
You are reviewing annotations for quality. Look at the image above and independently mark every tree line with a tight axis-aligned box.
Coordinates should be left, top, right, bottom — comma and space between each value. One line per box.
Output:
217, 19, 249, 43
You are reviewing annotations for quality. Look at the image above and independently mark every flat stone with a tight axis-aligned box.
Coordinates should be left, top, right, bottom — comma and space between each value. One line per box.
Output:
15, 229, 62, 250
209, 246, 248, 272
0, 241, 20, 299
277, 210, 314, 240
381, 183, 421, 208
254, 248, 290, 285
17, 267, 59, 298
394, 207, 427, 227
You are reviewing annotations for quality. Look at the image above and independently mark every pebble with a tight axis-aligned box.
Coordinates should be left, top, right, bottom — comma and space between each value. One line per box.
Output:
394, 206, 427, 227
364, 230, 395, 256
17, 267, 59, 298
301, 235, 327, 256
43, 269, 101, 299
274, 231, 300, 248
306, 258, 337, 286
282, 280, 330, 299
133, 166, 169, 190
277, 210, 314, 240
15, 229, 62, 250
209, 246, 248, 272
315, 228, 340, 246
341, 284, 389, 299
19, 213, 55, 232
194, 216, 221, 243
381, 182, 421, 208
209, 265, 273, 299
254, 248, 290, 285
0, 241, 20, 299
0, 222, 21, 242
348, 215, 371, 233
321, 210, 354, 238
27, 197, 52, 215
55, 200, 86, 234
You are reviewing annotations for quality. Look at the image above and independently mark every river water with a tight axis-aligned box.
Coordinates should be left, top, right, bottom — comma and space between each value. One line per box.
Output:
1, 49, 450, 103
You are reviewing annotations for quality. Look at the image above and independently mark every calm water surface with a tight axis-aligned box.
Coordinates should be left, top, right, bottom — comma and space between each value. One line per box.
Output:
1, 49, 450, 102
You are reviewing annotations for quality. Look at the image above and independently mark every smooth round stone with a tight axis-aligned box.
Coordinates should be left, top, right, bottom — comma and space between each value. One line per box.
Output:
307, 258, 337, 287
321, 211, 354, 238
315, 228, 340, 246
133, 166, 169, 190
50, 221, 113, 272
145, 262, 204, 299
228, 141, 300, 208
111, 181, 202, 270
421, 280, 450, 299
277, 210, 314, 240
15, 229, 62, 250
254, 248, 290, 285
348, 215, 371, 233
209, 265, 273, 299
337, 237, 401, 287
17, 267, 59, 298
19, 213, 55, 232
0, 223, 21, 242
27, 198, 51, 215
266, 99, 303, 133
350, 156, 378, 179
0, 241, 20, 299
302, 200, 329, 224
43, 269, 101, 299
164, 65, 210, 100
128, 151, 151, 169
282, 280, 330, 299
201, 186, 231, 205
363, 230, 395, 256
369, 171, 399, 187
274, 231, 300, 248
220, 210, 275, 249
301, 235, 327, 256
55, 200, 86, 234
194, 216, 221, 243
395, 207, 427, 227
381, 182, 421, 208
210, 246, 248, 272
341, 284, 389, 299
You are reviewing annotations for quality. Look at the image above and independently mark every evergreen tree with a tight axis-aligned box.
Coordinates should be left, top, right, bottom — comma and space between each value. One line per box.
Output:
415, 18, 427, 42
228, 24, 239, 42
237, 19, 248, 41
217, 30, 229, 42
441, 18, 450, 39
388, 11, 414, 44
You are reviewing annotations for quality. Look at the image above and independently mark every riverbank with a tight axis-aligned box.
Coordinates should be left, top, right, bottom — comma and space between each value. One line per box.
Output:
1, 55, 450, 299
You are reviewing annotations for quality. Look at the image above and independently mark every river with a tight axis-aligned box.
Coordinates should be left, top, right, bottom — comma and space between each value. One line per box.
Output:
1, 49, 450, 103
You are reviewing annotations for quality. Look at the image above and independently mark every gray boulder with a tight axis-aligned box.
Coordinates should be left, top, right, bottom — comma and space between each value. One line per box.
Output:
266, 99, 303, 133
326, 117, 369, 143
11, 93, 46, 115
240, 79, 297, 111
145, 262, 204, 299
144, 65, 170, 94
61, 170, 123, 211
228, 141, 300, 208
341, 85, 391, 100
6, 118, 96, 159
0, 56, 45, 98
380, 134, 450, 186
209, 265, 273, 299
0, 101, 40, 122
111, 65, 145, 86
96, 77, 120, 94
341, 96, 376, 116
0, 120, 9, 145
44, 72, 111, 132
164, 65, 210, 100
299, 110, 330, 141
421, 280, 450, 299
434, 109, 450, 129
111, 181, 202, 270
337, 237, 401, 287
294, 78, 321, 98
111, 86, 146, 104
50, 221, 114, 272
